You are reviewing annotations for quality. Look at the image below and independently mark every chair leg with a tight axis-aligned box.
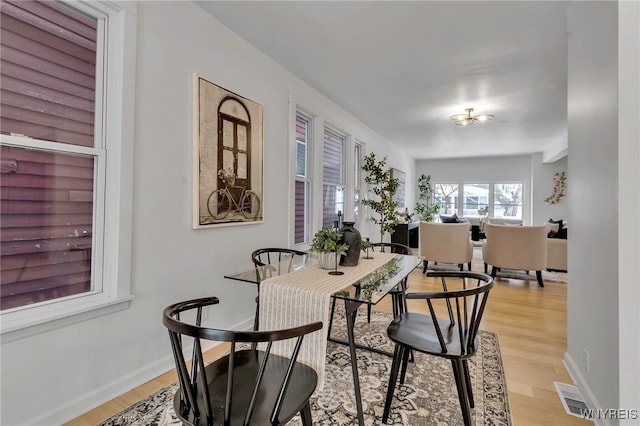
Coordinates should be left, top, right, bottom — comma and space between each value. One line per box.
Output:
451, 359, 473, 426
383, 345, 404, 424
423, 259, 428, 274
300, 401, 313, 426
468, 261, 472, 271
253, 296, 260, 331
458, 263, 463, 271
490, 266, 497, 278
327, 296, 337, 338
536, 270, 545, 287
462, 360, 474, 408
399, 346, 411, 384
484, 262, 488, 274
367, 303, 371, 323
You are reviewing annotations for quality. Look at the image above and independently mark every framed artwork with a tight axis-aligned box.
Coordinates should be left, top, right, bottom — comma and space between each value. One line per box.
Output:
193, 74, 264, 228
390, 168, 406, 208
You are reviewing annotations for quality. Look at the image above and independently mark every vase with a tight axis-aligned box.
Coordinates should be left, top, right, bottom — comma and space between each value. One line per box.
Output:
318, 252, 337, 270
339, 221, 361, 266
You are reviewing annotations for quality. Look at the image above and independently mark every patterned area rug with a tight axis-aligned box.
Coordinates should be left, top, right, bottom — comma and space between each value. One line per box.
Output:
99, 310, 511, 426
428, 247, 567, 284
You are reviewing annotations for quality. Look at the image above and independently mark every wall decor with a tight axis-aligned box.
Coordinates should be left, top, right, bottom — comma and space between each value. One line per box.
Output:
390, 168, 406, 208
545, 171, 566, 204
193, 74, 264, 228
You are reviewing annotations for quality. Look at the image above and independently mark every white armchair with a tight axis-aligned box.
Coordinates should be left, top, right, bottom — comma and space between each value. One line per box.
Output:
419, 222, 473, 274
482, 224, 548, 287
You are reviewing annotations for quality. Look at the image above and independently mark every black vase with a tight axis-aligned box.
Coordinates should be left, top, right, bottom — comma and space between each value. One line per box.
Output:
339, 222, 361, 266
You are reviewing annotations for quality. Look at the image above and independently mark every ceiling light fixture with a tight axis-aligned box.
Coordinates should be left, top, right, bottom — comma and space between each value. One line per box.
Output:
450, 108, 494, 126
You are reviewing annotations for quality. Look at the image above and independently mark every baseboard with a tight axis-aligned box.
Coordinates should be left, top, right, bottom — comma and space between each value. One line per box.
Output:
563, 351, 610, 426
23, 316, 254, 426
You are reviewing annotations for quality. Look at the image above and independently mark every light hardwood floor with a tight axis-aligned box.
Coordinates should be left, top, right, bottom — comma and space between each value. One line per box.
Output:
66, 269, 590, 426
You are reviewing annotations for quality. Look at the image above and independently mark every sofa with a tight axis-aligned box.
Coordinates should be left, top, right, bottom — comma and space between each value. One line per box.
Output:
546, 220, 567, 271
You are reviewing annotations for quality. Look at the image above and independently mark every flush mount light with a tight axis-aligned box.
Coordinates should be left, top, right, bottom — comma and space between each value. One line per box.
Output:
450, 108, 494, 126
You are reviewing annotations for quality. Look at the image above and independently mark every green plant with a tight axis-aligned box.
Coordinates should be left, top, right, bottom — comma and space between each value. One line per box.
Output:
415, 174, 440, 222
310, 227, 349, 255
361, 153, 401, 242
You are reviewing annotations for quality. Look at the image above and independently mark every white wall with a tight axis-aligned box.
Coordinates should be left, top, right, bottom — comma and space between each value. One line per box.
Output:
617, 0, 640, 420
565, 1, 620, 420
0, 2, 412, 425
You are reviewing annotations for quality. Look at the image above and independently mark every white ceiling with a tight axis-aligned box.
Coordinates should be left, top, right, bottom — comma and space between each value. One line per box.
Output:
196, 1, 570, 160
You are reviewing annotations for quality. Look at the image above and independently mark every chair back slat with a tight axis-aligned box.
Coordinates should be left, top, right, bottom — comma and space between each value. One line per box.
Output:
271, 334, 306, 423
244, 341, 273, 425
406, 271, 494, 357
163, 296, 321, 426
169, 331, 197, 416
426, 299, 448, 353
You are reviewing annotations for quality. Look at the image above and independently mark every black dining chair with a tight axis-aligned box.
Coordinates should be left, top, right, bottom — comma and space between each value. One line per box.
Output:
366, 243, 413, 322
163, 296, 322, 426
327, 242, 412, 339
251, 248, 307, 331
382, 271, 494, 426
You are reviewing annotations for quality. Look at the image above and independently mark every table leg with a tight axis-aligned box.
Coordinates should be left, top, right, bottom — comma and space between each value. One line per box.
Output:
344, 299, 365, 425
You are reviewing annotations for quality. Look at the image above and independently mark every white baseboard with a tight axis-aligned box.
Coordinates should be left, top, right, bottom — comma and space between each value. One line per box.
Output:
24, 316, 254, 426
563, 351, 609, 426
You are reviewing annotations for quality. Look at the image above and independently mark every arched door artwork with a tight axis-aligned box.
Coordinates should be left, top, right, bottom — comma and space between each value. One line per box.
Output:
218, 97, 251, 191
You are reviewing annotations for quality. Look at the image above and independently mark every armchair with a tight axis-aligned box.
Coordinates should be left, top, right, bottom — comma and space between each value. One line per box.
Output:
419, 222, 473, 274
482, 224, 547, 287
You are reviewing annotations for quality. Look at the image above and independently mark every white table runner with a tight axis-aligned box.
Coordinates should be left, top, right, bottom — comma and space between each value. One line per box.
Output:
258, 252, 397, 389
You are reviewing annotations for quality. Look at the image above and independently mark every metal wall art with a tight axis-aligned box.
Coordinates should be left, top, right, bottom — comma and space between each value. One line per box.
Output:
545, 171, 566, 204
192, 74, 264, 228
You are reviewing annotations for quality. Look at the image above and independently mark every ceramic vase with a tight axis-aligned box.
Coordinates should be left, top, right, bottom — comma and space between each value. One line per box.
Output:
339, 221, 361, 266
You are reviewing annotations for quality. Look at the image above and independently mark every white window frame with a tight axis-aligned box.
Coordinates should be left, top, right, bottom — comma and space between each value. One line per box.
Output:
293, 109, 314, 245
289, 98, 359, 249
434, 181, 526, 221
322, 124, 347, 228
0, 0, 137, 342
353, 141, 364, 228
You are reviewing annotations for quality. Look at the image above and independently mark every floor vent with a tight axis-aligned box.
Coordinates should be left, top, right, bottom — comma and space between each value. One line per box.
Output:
553, 381, 590, 419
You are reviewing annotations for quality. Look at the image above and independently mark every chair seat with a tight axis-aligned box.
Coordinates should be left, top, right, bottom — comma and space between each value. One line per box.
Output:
387, 313, 478, 360
174, 350, 318, 426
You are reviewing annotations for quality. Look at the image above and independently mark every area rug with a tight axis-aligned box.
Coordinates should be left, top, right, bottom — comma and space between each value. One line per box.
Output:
99, 310, 512, 426
428, 247, 567, 284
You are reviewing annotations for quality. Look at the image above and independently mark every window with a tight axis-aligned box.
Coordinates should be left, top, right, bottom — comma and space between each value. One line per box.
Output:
434, 183, 459, 215
322, 127, 345, 228
434, 181, 524, 220
294, 113, 311, 244
1, 0, 135, 335
493, 183, 523, 219
462, 183, 489, 217
353, 142, 363, 226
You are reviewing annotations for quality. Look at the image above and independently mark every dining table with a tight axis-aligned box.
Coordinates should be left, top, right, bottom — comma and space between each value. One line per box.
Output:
224, 251, 422, 425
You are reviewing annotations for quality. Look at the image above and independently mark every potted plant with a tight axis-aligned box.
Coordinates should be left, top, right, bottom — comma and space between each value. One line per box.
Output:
415, 174, 440, 222
310, 227, 349, 269
361, 153, 401, 243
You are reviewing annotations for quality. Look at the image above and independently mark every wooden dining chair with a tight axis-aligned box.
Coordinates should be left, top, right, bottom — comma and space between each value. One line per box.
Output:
163, 296, 322, 426
251, 248, 307, 330
382, 271, 494, 426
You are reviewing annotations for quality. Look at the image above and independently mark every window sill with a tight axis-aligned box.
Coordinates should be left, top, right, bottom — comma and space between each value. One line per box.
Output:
0, 294, 134, 344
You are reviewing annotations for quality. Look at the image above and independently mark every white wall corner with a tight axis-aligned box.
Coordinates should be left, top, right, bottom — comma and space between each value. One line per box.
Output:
563, 352, 612, 426
542, 138, 568, 163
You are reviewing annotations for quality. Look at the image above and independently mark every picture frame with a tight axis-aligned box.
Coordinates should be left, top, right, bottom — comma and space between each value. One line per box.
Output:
192, 74, 264, 228
390, 168, 406, 208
